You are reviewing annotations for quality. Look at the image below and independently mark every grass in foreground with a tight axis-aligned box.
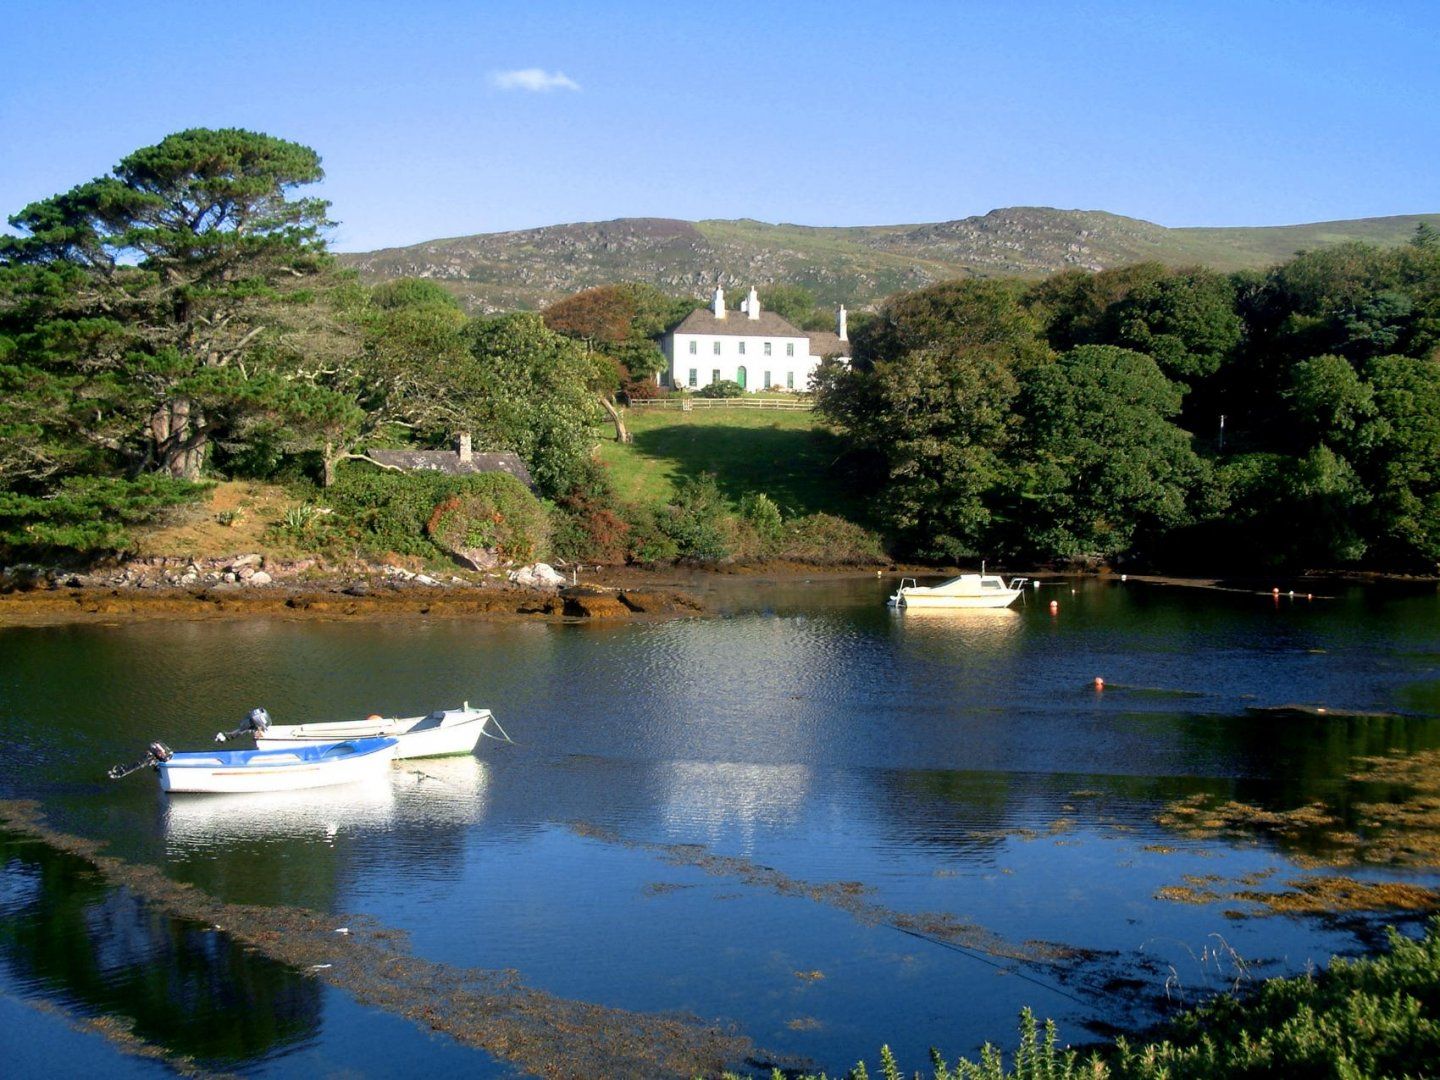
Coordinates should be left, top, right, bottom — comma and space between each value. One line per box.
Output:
733, 917, 1440, 1079
598, 406, 867, 522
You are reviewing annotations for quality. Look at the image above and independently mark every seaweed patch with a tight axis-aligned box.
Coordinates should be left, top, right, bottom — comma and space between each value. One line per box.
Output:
567, 821, 1084, 966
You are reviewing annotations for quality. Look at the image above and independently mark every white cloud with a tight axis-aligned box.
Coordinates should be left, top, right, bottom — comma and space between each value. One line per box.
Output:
489, 68, 581, 93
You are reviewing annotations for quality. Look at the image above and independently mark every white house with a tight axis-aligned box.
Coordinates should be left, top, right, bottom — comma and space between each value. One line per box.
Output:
660, 286, 851, 392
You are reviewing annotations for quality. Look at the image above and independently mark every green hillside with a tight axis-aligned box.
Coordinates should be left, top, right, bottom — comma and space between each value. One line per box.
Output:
339, 208, 1440, 312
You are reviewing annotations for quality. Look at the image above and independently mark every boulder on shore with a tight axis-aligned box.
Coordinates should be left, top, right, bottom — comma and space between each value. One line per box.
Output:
508, 563, 567, 590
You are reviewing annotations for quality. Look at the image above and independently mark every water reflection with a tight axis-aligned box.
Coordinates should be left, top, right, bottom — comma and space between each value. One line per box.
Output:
161, 758, 492, 852
655, 761, 811, 846
164, 777, 398, 849
0, 830, 318, 1066
392, 754, 492, 828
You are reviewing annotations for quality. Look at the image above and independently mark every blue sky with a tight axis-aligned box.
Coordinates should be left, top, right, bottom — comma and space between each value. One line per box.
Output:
4, 1, 1437, 251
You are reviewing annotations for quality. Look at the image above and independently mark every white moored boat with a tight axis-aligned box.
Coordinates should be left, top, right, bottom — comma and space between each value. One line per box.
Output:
217, 702, 501, 760
887, 573, 1028, 610
154, 737, 399, 794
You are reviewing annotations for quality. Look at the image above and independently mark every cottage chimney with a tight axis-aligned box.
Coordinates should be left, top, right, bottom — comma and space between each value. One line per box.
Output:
457, 432, 473, 464
747, 286, 760, 320
837, 304, 848, 342
712, 285, 726, 319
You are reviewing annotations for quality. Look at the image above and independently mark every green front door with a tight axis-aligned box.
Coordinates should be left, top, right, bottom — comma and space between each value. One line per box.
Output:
736, 366, 747, 390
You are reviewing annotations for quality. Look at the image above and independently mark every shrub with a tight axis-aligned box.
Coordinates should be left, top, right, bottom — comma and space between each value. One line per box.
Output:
660, 473, 733, 561
550, 459, 631, 564
778, 513, 887, 565
326, 465, 547, 562
426, 475, 550, 566
0, 475, 209, 558
624, 506, 680, 564
697, 379, 745, 398
620, 378, 664, 401
738, 492, 783, 545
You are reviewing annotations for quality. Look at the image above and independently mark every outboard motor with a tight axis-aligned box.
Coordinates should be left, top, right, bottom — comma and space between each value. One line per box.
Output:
108, 741, 173, 780
215, 707, 272, 743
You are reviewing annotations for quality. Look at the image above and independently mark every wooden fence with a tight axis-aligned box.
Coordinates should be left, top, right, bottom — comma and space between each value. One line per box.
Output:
627, 397, 813, 411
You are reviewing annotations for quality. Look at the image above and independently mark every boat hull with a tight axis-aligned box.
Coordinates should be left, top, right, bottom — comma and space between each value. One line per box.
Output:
888, 591, 1021, 609
254, 708, 491, 759
159, 737, 398, 794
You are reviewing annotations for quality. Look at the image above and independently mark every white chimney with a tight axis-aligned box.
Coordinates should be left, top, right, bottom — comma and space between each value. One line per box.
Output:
747, 286, 760, 320
837, 304, 848, 341
712, 285, 726, 319
457, 432, 473, 463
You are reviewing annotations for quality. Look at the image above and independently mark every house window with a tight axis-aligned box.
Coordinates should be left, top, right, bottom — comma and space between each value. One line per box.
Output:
713, 341, 721, 355
688, 368, 697, 387
763, 342, 772, 356
787, 371, 794, 389
764, 370, 771, 388
738, 341, 746, 355
786, 342, 795, 357
688, 340, 696, 355
712, 368, 721, 384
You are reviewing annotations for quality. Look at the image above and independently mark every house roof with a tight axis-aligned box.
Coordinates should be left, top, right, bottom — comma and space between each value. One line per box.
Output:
805, 331, 852, 358
669, 307, 808, 339
364, 449, 534, 487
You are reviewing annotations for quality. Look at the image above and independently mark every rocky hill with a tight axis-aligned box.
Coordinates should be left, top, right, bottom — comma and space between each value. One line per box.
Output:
339, 207, 1439, 312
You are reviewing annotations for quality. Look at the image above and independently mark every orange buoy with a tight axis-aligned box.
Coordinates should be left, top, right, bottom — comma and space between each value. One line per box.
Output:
1272, 587, 1280, 595
1093, 677, 1104, 690
1049, 600, 1059, 614
366, 713, 383, 722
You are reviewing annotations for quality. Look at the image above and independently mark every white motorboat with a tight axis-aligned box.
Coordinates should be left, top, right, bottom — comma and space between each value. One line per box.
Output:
887, 573, 1028, 610
217, 702, 502, 760
150, 737, 399, 794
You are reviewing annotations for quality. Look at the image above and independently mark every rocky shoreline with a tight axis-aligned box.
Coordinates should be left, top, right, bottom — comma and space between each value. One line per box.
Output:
0, 555, 704, 626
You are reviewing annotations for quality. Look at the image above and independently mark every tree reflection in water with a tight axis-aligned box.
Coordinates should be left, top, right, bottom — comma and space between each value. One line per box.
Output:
0, 829, 319, 1067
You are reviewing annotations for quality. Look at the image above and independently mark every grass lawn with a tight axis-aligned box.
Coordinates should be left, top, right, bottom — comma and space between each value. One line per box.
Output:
596, 407, 867, 521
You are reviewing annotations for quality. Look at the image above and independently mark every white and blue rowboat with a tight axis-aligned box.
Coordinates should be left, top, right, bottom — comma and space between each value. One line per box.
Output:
155, 737, 399, 794
217, 702, 503, 760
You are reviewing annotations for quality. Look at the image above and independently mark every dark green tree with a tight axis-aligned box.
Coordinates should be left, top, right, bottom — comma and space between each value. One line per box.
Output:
1101, 268, 1243, 383
853, 278, 1050, 373
1025, 263, 1171, 352
1007, 345, 1202, 558
463, 312, 601, 496
1285, 354, 1376, 446
0, 128, 352, 482
1356, 354, 1440, 566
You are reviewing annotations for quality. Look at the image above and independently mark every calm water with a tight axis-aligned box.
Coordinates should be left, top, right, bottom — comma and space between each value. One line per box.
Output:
2, 576, 1439, 1076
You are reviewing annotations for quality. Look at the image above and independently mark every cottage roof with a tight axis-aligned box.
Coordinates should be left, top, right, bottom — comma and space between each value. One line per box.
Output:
669, 307, 808, 340
364, 449, 534, 487
805, 331, 852, 358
